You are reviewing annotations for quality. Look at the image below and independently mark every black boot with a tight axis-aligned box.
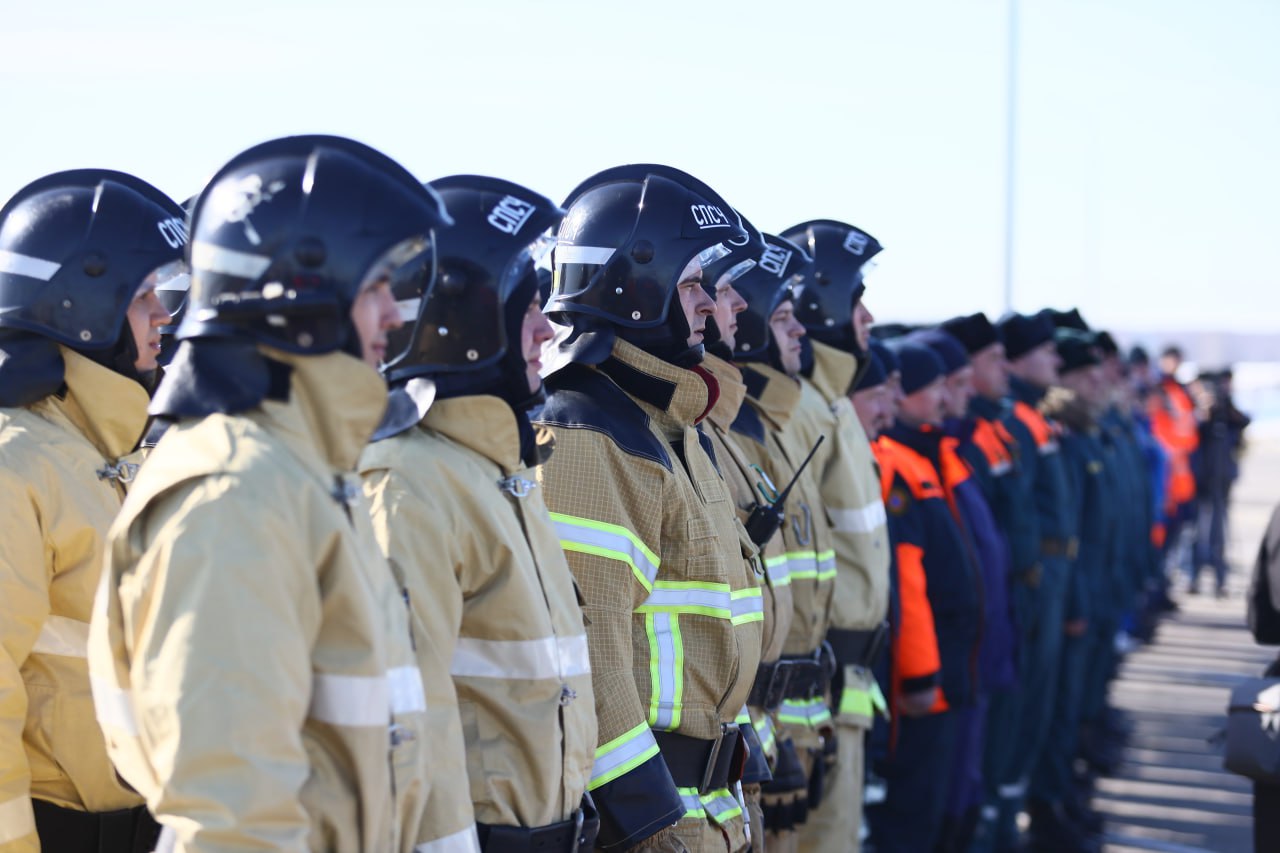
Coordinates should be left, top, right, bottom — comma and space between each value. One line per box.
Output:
1026, 798, 1101, 853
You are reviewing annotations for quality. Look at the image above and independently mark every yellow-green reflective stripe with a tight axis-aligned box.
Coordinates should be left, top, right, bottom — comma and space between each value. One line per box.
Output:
840, 685, 873, 718
677, 787, 706, 819
551, 513, 661, 592
589, 723, 660, 789
735, 705, 751, 726
816, 550, 837, 581
730, 587, 764, 625
701, 788, 743, 823
778, 697, 832, 726
753, 713, 776, 753
764, 555, 792, 586
638, 581, 732, 619
870, 680, 889, 717
785, 550, 820, 580
646, 613, 683, 730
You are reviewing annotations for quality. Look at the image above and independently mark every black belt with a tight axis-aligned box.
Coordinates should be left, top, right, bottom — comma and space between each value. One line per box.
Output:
826, 623, 889, 670
32, 799, 161, 853
767, 643, 837, 702
748, 658, 799, 710
653, 723, 743, 793
477, 795, 599, 853
1041, 536, 1079, 559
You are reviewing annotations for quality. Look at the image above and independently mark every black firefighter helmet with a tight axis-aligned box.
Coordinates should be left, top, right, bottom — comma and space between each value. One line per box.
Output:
0, 168, 188, 369
178, 134, 452, 358
732, 233, 813, 363
780, 218, 882, 354
384, 174, 563, 392
547, 166, 746, 366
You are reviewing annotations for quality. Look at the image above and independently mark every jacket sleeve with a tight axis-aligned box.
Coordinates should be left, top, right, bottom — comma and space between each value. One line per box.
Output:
112, 476, 320, 852
361, 465, 478, 848
0, 467, 45, 853
884, 486, 941, 699
536, 429, 683, 850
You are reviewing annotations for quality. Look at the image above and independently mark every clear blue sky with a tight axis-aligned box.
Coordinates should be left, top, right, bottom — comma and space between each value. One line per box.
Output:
2, 0, 1277, 332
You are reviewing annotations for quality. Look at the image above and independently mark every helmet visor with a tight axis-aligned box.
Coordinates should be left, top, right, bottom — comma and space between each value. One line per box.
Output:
146, 259, 192, 317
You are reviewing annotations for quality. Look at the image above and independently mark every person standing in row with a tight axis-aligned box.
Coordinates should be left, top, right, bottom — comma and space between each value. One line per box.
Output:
536, 168, 763, 852
730, 233, 831, 851
781, 220, 892, 853
0, 169, 185, 852
88, 136, 448, 852
360, 176, 599, 852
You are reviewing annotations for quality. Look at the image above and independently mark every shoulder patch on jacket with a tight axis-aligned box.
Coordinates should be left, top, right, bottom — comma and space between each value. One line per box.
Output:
887, 486, 912, 516
538, 365, 672, 471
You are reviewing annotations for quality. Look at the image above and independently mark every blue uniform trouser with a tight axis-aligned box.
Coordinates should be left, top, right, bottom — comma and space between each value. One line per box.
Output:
978, 554, 1069, 853
1079, 616, 1117, 732
1193, 492, 1229, 589
1029, 629, 1089, 802
865, 710, 958, 853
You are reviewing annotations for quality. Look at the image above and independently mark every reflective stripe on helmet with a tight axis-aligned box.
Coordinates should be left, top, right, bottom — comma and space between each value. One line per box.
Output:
555, 244, 615, 266
0, 249, 60, 281
190, 240, 272, 279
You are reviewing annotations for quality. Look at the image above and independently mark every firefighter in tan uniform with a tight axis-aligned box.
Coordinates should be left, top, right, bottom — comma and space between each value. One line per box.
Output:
727, 236, 835, 852
0, 170, 186, 853
779, 220, 892, 853
87, 136, 448, 852
536, 168, 763, 852
360, 176, 597, 852
696, 210, 791, 848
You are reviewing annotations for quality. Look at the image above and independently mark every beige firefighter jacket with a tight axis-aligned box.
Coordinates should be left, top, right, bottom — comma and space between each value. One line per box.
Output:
88, 348, 429, 853
701, 354, 792, 771
537, 340, 763, 852
360, 392, 596, 839
735, 363, 836, 736
0, 349, 149, 852
794, 341, 890, 728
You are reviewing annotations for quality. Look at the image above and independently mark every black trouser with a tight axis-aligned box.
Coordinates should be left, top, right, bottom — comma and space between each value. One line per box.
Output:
33, 799, 161, 853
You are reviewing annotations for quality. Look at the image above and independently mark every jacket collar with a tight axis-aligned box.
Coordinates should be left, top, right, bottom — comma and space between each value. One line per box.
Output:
885, 420, 944, 462
42, 347, 150, 459
422, 394, 527, 473
1009, 374, 1046, 407
597, 338, 717, 430
969, 394, 1008, 422
739, 362, 801, 432
807, 340, 858, 404
700, 353, 747, 431
255, 348, 387, 472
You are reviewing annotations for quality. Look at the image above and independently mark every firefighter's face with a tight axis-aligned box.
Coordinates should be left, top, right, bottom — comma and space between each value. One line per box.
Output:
712, 273, 747, 351
521, 292, 555, 394
676, 256, 715, 346
852, 299, 875, 352
769, 300, 806, 376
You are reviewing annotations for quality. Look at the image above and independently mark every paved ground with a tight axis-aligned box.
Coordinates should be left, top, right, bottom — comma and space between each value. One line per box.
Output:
1097, 430, 1280, 853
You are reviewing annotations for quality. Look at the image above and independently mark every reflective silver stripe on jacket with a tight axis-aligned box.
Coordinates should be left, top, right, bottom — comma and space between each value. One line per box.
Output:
416, 824, 482, 853
31, 615, 90, 659
450, 634, 590, 681
828, 500, 887, 534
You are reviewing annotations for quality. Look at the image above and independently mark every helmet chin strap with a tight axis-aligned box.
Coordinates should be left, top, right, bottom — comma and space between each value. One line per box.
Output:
618, 290, 705, 368
84, 325, 150, 390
